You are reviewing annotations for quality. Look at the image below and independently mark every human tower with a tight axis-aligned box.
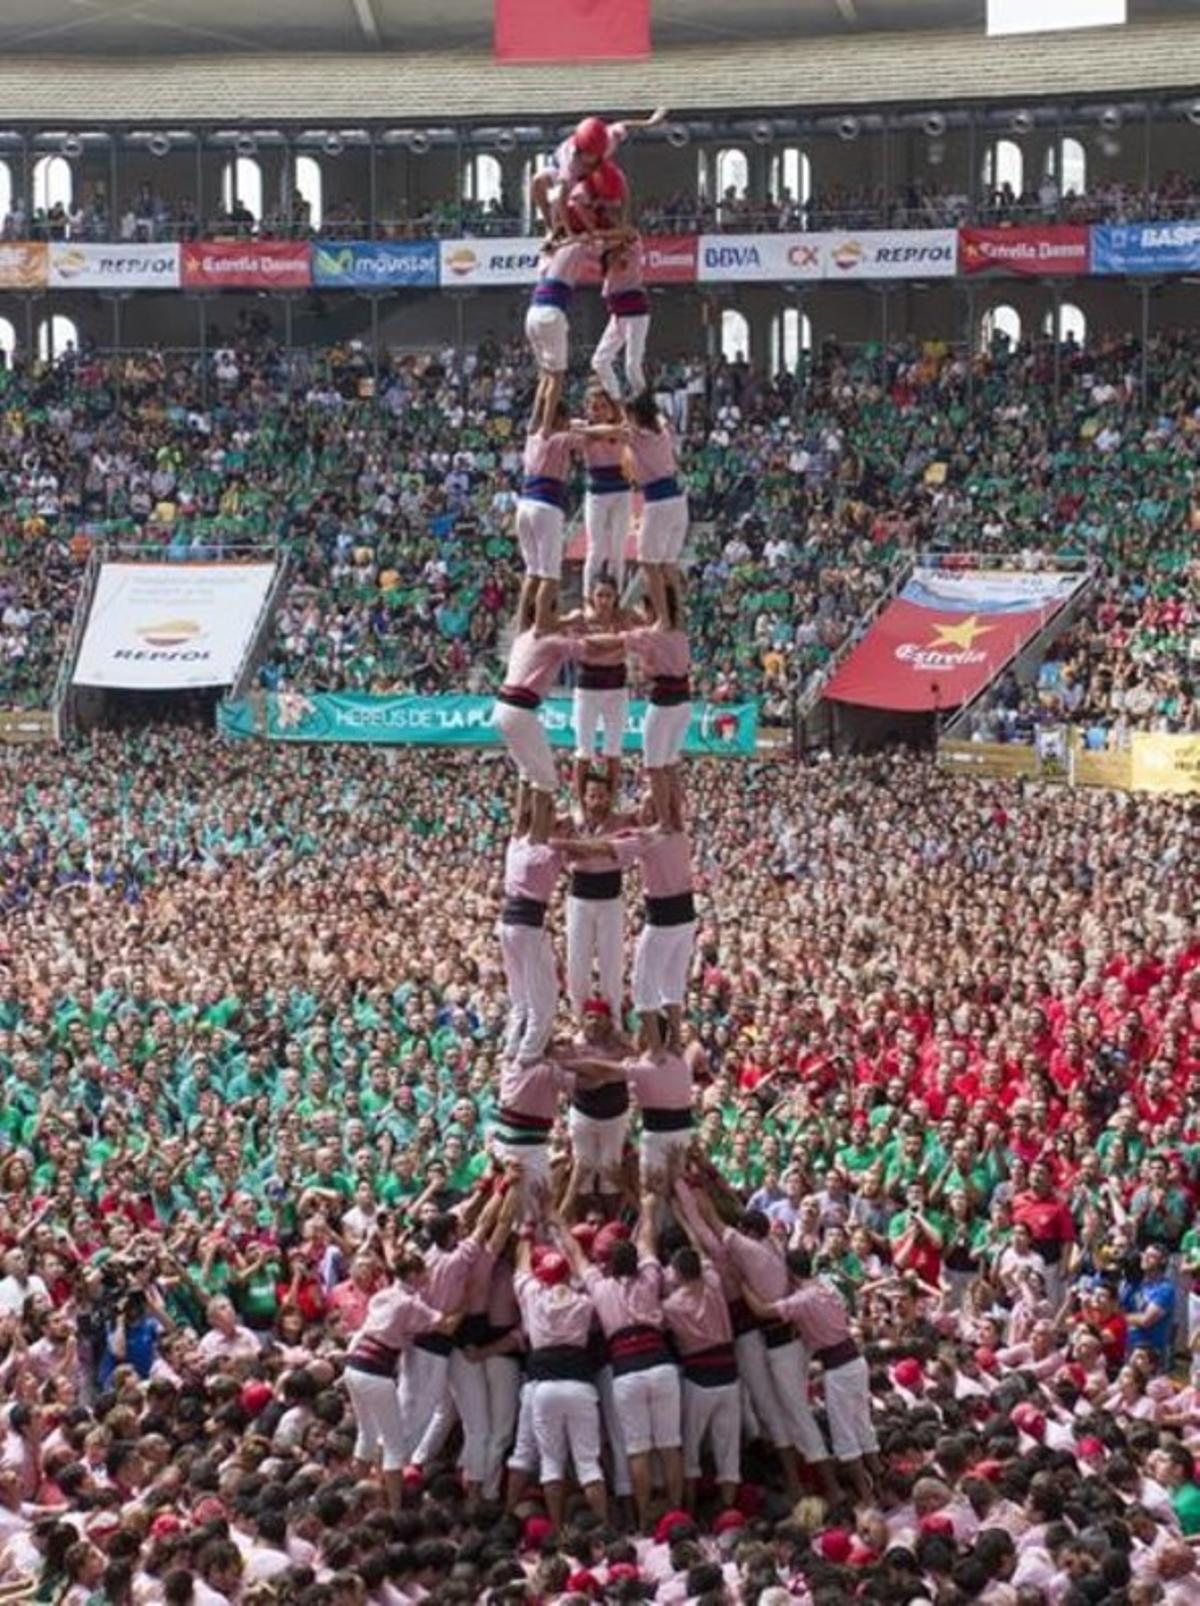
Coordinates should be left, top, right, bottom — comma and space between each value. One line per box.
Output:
341, 116, 879, 1532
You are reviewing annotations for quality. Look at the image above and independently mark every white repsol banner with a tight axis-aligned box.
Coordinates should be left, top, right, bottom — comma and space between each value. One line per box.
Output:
73, 563, 275, 690
48, 242, 181, 289
820, 229, 958, 279
438, 237, 541, 286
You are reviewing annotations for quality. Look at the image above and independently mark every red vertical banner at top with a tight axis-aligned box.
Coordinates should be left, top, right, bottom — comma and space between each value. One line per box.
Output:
495, 0, 650, 61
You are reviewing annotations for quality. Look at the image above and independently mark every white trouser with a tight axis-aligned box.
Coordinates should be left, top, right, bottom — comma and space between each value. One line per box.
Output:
493, 702, 557, 793
613, 1362, 682, 1456
525, 303, 568, 373
638, 494, 688, 564
396, 1344, 448, 1463
823, 1356, 878, 1461
499, 922, 558, 1063
532, 1378, 603, 1485
568, 1107, 629, 1192
765, 1339, 830, 1462
566, 893, 623, 1018
574, 686, 629, 761
593, 313, 650, 399
583, 490, 632, 595
345, 1366, 407, 1471
482, 1355, 522, 1498
640, 1128, 693, 1180
735, 1329, 790, 1449
632, 920, 696, 1011
682, 1379, 741, 1484
516, 497, 564, 581
507, 1380, 540, 1475
643, 701, 691, 769
596, 1364, 632, 1496
412, 1346, 490, 1482
489, 1139, 551, 1217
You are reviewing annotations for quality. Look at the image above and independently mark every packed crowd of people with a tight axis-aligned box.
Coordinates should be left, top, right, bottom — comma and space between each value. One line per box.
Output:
0, 104, 1197, 1606
0, 732, 1196, 1604
1, 322, 1197, 735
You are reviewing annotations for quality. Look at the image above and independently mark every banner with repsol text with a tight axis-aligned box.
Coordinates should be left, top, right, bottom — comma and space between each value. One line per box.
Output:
218, 691, 758, 755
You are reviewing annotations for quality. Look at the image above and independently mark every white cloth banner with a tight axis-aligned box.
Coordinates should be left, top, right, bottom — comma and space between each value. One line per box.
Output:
820, 230, 958, 279
439, 237, 541, 286
696, 233, 823, 282
48, 242, 181, 289
73, 563, 275, 689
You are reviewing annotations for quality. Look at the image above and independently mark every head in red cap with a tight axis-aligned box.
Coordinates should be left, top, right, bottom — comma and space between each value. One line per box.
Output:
574, 116, 610, 163
891, 1357, 924, 1391
240, 1380, 274, 1416
713, 1509, 745, 1537
150, 1514, 184, 1541
817, 1529, 853, 1564
608, 1561, 640, 1582
973, 1346, 999, 1376
919, 1513, 955, 1540
570, 1223, 598, 1261
522, 1513, 555, 1550
587, 161, 628, 205
654, 1509, 693, 1545
533, 1249, 570, 1288
582, 995, 612, 1019
1011, 1402, 1046, 1442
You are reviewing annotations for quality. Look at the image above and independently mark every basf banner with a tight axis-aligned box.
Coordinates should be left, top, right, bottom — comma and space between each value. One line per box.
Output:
822, 229, 957, 279
48, 243, 180, 289
311, 240, 439, 288
439, 236, 541, 286
959, 225, 1089, 276
180, 242, 311, 290
825, 569, 1077, 712
698, 233, 821, 282
1091, 222, 1200, 275
73, 563, 276, 690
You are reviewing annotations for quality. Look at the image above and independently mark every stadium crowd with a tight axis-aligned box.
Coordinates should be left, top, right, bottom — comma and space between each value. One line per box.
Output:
0, 729, 1195, 1602
6, 165, 1200, 244
1, 326, 1197, 738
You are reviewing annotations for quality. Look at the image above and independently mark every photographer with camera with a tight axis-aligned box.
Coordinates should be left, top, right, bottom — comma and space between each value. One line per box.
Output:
97, 1262, 174, 1387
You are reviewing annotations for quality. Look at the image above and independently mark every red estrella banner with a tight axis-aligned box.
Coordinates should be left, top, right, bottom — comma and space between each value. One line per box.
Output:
825, 569, 1078, 712
495, 0, 649, 60
180, 241, 312, 291
958, 225, 1089, 277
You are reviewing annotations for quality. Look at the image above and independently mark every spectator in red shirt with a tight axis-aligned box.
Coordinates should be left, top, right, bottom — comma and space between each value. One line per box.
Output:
1011, 1159, 1076, 1305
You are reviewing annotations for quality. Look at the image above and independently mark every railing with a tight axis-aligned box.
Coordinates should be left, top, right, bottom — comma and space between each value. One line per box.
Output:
10, 188, 1200, 246
51, 543, 102, 742
230, 550, 291, 701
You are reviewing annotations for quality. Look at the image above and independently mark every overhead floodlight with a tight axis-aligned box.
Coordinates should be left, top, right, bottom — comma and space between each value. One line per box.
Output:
838, 115, 860, 142
750, 119, 774, 145
405, 130, 431, 154
61, 134, 83, 159
148, 132, 172, 157
923, 112, 948, 138
664, 123, 691, 148
235, 132, 257, 157
494, 129, 517, 154
322, 132, 345, 157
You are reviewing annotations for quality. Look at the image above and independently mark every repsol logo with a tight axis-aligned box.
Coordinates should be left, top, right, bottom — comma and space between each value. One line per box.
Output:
112, 649, 212, 661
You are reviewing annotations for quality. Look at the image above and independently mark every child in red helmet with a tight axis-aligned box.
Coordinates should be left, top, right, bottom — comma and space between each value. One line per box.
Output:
531, 106, 667, 234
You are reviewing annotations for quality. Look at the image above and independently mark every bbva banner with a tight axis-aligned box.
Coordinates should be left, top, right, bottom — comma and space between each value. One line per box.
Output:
73, 563, 275, 690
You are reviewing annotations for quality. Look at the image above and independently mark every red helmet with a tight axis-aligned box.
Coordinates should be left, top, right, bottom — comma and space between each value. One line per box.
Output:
533, 1249, 570, 1287
587, 161, 627, 203
574, 116, 610, 158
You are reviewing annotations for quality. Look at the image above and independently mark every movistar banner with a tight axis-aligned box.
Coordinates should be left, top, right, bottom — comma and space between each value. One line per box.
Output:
219, 691, 757, 755
311, 240, 439, 288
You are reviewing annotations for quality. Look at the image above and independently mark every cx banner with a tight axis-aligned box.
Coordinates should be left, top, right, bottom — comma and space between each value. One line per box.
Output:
826, 569, 1078, 712
219, 691, 758, 755
494, 0, 649, 60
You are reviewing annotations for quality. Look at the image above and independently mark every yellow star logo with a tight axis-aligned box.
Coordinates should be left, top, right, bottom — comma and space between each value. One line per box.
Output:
928, 614, 994, 650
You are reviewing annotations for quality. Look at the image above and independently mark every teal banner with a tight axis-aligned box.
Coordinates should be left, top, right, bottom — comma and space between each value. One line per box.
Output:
219, 691, 758, 756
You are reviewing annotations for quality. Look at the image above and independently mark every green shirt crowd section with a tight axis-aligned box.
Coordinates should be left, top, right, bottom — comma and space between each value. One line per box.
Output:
219, 691, 759, 756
